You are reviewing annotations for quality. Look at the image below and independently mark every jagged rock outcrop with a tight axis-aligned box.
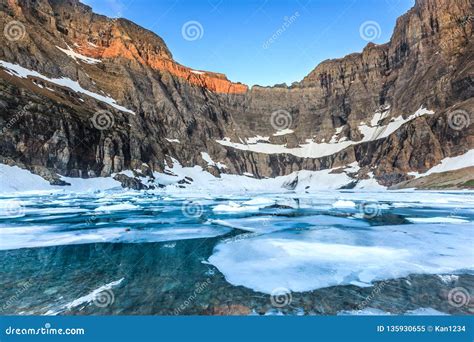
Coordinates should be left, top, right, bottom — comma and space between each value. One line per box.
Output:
0, 0, 472, 187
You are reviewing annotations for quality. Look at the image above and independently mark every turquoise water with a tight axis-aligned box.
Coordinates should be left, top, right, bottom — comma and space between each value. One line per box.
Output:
0, 190, 473, 315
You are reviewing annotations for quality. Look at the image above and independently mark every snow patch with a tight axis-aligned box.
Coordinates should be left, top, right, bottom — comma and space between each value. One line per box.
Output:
217, 106, 434, 159
273, 129, 294, 136
0, 60, 135, 114
246, 135, 270, 144
201, 152, 227, 169
409, 149, 474, 178
56, 45, 101, 64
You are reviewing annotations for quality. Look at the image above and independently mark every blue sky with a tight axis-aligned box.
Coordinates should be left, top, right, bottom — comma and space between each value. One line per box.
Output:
81, 0, 414, 86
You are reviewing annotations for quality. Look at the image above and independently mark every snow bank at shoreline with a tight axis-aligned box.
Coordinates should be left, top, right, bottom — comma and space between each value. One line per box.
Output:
1, 149, 473, 195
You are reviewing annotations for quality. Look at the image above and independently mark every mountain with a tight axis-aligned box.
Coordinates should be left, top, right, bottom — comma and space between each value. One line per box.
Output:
0, 0, 472, 189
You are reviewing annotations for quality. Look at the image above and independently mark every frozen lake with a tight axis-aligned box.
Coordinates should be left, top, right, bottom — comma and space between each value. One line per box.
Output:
0, 190, 473, 315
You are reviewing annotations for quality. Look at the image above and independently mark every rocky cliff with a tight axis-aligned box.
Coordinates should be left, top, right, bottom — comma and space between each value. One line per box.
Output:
0, 0, 472, 188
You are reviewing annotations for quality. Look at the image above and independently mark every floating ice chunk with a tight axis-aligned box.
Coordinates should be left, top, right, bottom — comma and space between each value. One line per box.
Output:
407, 217, 469, 224
209, 237, 408, 293
0, 224, 231, 250
332, 200, 356, 208
208, 223, 474, 294
23, 207, 88, 215
213, 201, 258, 213
242, 198, 275, 207
94, 203, 139, 212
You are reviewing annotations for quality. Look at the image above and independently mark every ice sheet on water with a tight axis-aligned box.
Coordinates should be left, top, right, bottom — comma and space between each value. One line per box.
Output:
0, 224, 231, 250
94, 203, 139, 212
406, 217, 470, 223
208, 223, 474, 294
211, 214, 370, 234
213, 201, 260, 213
332, 200, 356, 208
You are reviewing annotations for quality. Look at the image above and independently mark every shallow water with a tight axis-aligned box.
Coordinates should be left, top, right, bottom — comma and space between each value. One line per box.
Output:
0, 190, 473, 315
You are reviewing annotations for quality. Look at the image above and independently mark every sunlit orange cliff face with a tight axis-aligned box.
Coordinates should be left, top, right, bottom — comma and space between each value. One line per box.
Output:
75, 37, 248, 95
